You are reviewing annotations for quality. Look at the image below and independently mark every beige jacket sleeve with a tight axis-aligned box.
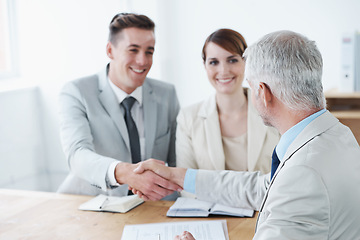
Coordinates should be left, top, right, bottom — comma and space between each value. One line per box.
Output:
195, 169, 270, 210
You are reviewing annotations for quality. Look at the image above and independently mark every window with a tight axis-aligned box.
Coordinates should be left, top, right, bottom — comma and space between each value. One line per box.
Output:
0, 0, 18, 79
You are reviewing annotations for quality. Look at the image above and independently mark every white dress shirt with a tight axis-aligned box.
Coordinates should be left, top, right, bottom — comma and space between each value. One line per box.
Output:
106, 77, 145, 187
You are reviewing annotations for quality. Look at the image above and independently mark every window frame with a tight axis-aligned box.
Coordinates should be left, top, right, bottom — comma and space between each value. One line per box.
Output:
0, 0, 19, 79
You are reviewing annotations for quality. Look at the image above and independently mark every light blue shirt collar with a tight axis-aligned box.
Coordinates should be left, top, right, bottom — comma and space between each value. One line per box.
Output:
276, 109, 326, 161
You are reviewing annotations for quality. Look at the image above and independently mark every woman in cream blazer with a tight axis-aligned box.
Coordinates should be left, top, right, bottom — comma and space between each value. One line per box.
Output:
176, 29, 280, 173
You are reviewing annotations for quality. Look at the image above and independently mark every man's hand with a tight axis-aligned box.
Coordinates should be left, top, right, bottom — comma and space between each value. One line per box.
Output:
133, 159, 187, 186
174, 231, 196, 240
130, 159, 187, 200
114, 159, 182, 201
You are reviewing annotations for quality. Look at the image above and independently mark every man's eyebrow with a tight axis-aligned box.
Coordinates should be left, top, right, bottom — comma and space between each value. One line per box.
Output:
127, 44, 154, 51
128, 44, 140, 48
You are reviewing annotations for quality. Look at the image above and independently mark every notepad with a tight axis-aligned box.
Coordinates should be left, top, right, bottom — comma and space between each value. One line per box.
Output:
167, 197, 254, 217
79, 194, 144, 213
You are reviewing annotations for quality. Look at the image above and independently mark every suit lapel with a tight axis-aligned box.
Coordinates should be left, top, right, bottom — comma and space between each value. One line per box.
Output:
143, 80, 157, 158
97, 67, 130, 150
200, 95, 225, 169
257, 111, 338, 213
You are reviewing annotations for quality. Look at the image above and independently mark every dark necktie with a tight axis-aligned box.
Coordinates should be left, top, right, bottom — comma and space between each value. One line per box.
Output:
122, 97, 141, 164
270, 147, 280, 180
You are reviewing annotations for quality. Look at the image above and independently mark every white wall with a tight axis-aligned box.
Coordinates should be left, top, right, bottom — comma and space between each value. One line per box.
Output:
15, 0, 125, 190
0, 87, 49, 190
1, 0, 359, 191
156, 0, 360, 107
0, 0, 128, 191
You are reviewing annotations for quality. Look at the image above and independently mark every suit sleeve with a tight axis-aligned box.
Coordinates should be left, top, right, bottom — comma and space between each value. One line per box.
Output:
59, 82, 115, 191
254, 165, 329, 239
195, 170, 270, 210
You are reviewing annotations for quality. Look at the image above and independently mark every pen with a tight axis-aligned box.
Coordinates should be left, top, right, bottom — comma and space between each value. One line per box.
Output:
99, 197, 109, 209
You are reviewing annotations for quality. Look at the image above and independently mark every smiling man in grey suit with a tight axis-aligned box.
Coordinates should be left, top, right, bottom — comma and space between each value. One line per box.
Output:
134, 31, 360, 239
57, 13, 181, 200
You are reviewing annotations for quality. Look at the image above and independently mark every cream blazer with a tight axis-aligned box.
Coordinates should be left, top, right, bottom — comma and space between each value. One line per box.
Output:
176, 88, 280, 173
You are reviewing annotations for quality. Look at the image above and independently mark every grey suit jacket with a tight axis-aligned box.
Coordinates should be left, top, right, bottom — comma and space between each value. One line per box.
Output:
57, 66, 180, 196
195, 111, 360, 239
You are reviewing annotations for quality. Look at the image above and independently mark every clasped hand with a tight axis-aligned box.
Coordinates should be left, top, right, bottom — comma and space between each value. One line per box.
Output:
116, 159, 182, 201
128, 159, 186, 201
114, 159, 181, 201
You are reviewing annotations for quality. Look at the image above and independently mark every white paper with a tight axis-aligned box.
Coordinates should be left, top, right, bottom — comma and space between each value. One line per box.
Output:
121, 220, 229, 240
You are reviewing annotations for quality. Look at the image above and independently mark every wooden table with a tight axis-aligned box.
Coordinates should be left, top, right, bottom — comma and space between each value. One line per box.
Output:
0, 189, 257, 240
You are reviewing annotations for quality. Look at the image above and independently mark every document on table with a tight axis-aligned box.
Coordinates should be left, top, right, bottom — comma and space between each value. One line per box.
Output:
121, 219, 229, 240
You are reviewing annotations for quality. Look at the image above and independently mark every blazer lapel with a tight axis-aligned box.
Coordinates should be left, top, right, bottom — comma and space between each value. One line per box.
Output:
97, 67, 130, 150
143, 80, 157, 158
257, 111, 339, 213
200, 95, 225, 170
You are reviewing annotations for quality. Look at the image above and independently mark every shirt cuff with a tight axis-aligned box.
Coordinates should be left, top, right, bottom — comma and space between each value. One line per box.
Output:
183, 169, 198, 194
107, 161, 121, 187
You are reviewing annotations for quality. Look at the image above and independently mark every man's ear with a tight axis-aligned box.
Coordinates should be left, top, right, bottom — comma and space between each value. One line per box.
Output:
106, 42, 114, 59
259, 82, 273, 108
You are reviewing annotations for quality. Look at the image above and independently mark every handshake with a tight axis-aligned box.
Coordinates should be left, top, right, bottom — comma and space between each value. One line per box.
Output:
115, 159, 197, 239
115, 159, 187, 201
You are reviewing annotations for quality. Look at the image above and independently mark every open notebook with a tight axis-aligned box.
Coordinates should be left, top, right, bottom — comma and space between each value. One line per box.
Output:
79, 194, 144, 213
167, 197, 254, 217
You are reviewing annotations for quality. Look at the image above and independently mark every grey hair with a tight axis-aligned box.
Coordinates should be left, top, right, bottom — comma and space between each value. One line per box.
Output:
244, 30, 326, 111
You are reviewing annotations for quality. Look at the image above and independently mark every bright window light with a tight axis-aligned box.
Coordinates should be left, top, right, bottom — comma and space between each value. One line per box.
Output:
0, 0, 19, 79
